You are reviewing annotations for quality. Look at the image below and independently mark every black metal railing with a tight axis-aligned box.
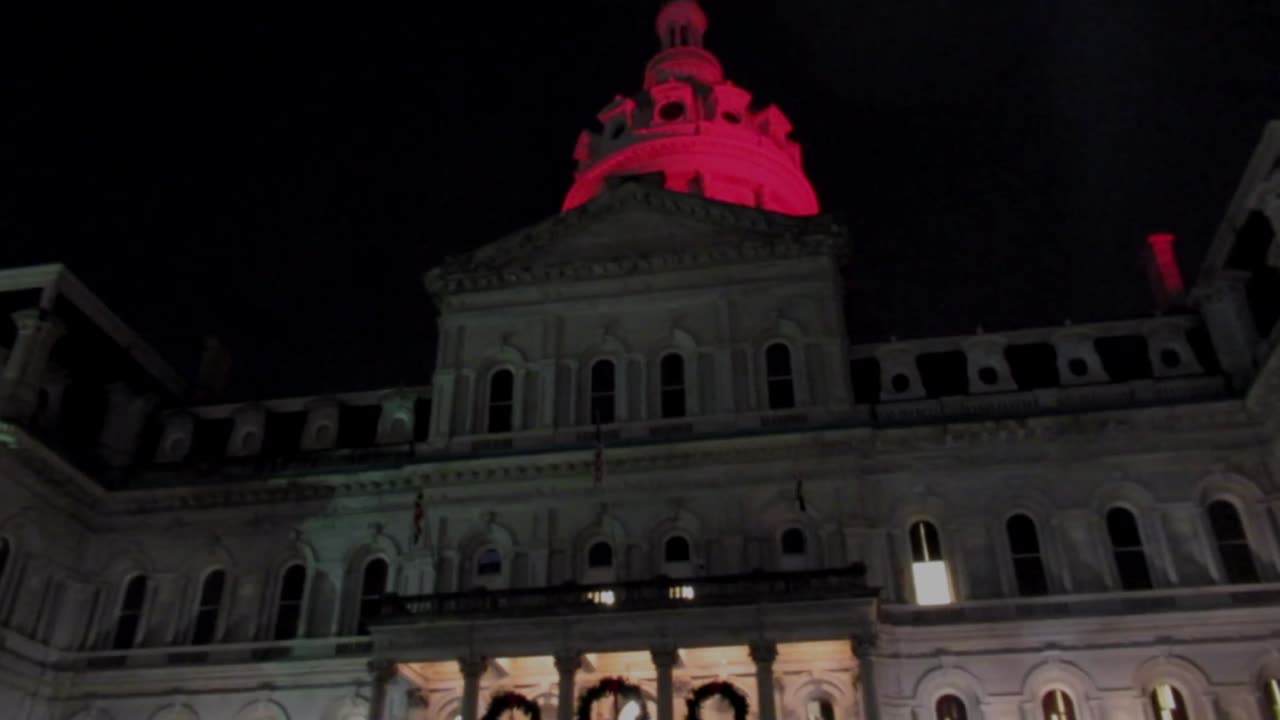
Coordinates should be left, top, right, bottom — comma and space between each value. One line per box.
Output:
376, 564, 873, 624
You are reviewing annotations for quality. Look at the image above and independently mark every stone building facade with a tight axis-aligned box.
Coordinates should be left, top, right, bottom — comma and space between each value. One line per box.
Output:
3, 3, 1280, 720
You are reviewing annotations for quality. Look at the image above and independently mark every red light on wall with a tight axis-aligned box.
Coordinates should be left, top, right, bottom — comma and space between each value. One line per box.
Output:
1145, 232, 1185, 309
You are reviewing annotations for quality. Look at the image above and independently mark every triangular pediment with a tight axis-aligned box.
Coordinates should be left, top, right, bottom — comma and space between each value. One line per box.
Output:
425, 182, 847, 299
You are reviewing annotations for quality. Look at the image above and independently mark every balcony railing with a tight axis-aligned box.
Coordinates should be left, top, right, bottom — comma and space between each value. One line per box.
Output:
377, 564, 875, 624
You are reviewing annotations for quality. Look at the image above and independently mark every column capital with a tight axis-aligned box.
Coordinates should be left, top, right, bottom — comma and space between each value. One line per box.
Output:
650, 646, 679, 669
368, 658, 399, 683
748, 640, 777, 665
459, 656, 489, 679
554, 650, 582, 675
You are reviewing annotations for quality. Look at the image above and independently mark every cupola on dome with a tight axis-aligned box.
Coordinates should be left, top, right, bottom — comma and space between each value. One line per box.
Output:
562, 0, 820, 216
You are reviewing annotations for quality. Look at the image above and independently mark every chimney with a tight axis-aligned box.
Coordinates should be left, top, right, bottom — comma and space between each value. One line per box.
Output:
1144, 232, 1185, 311
194, 335, 232, 404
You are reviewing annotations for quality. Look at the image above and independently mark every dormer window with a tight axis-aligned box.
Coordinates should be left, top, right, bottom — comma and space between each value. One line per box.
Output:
591, 359, 617, 424
487, 369, 515, 433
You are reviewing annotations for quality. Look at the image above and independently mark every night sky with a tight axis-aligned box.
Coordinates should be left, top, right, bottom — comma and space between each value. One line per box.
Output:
2, 2, 1278, 400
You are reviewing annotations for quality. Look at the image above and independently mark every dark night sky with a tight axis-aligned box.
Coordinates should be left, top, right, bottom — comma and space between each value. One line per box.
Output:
1, 2, 1278, 399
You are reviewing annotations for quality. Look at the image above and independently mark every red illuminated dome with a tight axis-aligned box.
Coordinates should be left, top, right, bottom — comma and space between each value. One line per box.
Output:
562, 0, 820, 216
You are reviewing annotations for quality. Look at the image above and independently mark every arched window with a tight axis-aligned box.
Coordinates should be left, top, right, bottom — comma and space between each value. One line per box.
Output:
765, 343, 796, 410
476, 548, 502, 576
1264, 678, 1280, 720
664, 535, 691, 564
1206, 500, 1259, 584
112, 574, 148, 650
591, 359, 617, 424
1006, 514, 1049, 596
588, 541, 614, 569
1105, 507, 1153, 590
0, 537, 9, 585
909, 520, 953, 605
1042, 690, 1077, 720
487, 369, 515, 433
781, 527, 807, 556
935, 694, 968, 720
357, 557, 389, 635
1150, 683, 1189, 720
660, 354, 686, 418
273, 563, 307, 640
806, 700, 836, 720
191, 569, 225, 646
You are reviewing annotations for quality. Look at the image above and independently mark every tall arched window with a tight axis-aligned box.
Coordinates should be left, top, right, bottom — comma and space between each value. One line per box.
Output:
591, 359, 617, 424
476, 548, 502, 576
1006, 514, 1049, 596
1206, 500, 1259, 584
806, 700, 836, 720
664, 535, 691, 564
487, 369, 515, 433
112, 574, 148, 650
191, 569, 225, 645
765, 343, 796, 410
1042, 690, 1077, 720
935, 695, 968, 720
1150, 683, 1189, 720
273, 563, 307, 640
909, 520, 952, 605
660, 354, 686, 418
1105, 507, 1152, 590
781, 528, 807, 556
588, 541, 614, 569
357, 557, 389, 635
1264, 678, 1280, 720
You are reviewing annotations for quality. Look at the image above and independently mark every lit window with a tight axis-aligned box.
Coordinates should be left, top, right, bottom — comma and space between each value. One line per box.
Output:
781, 528, 807, 556
806, 700, 835, 720
909, 521, 952, 605
487, 369, 514, 433
357, 558, 388, 635
1150, 684, 1188, 720
588, 541, 614, 569
1265, 678, 1279, 720
1207, 500, 1259, 584
274, 563, 307, 640
1007, 514, 1049, 596
668, 584, 695, 600
476, 548, 502, 576
935, 695, 967, 720
192, 569, 225, 646
112, 574, 148, 650
664, 535, 691, 563
588, 589, 616, 606
619, 701, 642, 720
660, 354, 686, 418
1041, 690, 1076, 720
765, 343, 796, 410
1106, 507, 1152, 590
591, 359, 617, 425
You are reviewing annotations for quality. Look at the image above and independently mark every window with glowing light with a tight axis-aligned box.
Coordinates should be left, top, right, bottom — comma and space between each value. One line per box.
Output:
1006, 514, 1049, 596
1105, 507, 1152, 590
112, 574, 148, 650
273, 563, 307, 640
591, 359, 617, 425
660, 353, 687, 419
191, 568, 225, 646
909, 520, 952, 605
935, 695, 967, 720
1041, 690, 1077, 720
619, 700, 643, 720
588, 589, 616, 606
1150, 684, 1189, 720
668, 584, 695, 600
476, 548, 502, 576
1206, 500, 1259, 583
357, 557, 388, 635
781, 527, 807, 556
588, 541, 614, 569
1264, 678, 1280, 720
487, 369, 514, 433
765, 343, 796, 410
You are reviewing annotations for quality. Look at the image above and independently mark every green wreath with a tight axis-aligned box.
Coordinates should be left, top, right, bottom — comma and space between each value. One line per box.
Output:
483, 691, 541, 720
576, 677, 647, 720
686, 681, 749, 720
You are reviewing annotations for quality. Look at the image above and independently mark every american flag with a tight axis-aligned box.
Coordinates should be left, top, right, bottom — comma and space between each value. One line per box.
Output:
593, 410, 606, 486
411, 491, 424, 546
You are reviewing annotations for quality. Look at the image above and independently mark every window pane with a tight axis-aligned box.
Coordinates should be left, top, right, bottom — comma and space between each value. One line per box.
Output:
111, 613, 140, 650
1116, 550, 1153, 590
1266, 678, 1279, 720
766, 343, 793, 376
592, 360, 616, 393
1106, 507, 1142, 547
274, 603, 300, 640
661, 388, 686, 418
781, 528, 806, 556
1006, 514, 1041, 555
280, 564, 306, 602
660, 354, 684, 386
1150, 684, 1188, 720
477, 548, 502, 576
664, 536, 691, 563
199, 570, 225, 607
1041, 690, 1076, 720
0, 538, 9, 580
361, 558, 388, 596
1219, 543, 1259, 584
489, 370, 514, 403
912, 561, 953, 605
591, 395, 615, 424
935, 695, 967, 720
909, 521, 942, 562
192, 608, 218, 645
767, 378, 796, 410
488, 403, 513, 433
1208, 501, 1247, 541
122, 575, 148, 612
588, 542, 613, 568
1013, 556, 1050, 596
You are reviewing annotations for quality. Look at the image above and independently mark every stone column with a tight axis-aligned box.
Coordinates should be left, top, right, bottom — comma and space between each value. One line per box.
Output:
368, 659, 398, 720
749, 641, 778, 720
460, 657, 488, 720
852, 636, 880, 720
554, 651, 581, 720
651, 646, 678, 720
0, 309, 64, 421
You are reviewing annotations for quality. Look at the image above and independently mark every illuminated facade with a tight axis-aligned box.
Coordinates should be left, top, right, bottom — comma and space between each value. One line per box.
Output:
4, 2, 1280, 720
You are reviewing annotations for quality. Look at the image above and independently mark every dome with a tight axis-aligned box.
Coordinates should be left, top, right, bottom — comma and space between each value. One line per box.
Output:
562, 0, 820, 217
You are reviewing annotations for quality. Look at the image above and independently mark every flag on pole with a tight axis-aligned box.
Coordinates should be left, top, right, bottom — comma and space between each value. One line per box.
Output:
412, 491, 425, 546
593, 410, 606, 486
794, 475, 806, 513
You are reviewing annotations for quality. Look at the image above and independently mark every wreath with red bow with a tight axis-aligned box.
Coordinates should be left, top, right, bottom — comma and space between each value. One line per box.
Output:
482, 692, 541, 720
576, 677, 647, 720
686, 681, 749, 720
